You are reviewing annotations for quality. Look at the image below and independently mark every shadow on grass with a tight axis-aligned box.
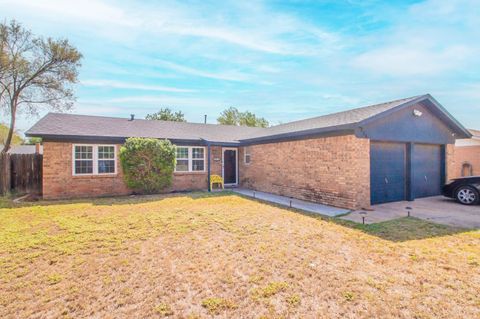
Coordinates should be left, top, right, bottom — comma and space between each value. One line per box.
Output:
330, 217, 471, 242
1, 191, 473, 242
0, 190, 235, 209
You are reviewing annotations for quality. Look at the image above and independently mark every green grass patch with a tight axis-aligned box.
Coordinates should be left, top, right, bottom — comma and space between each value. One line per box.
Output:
153, 303, 173, 317
47, 273, 63, 285
252, 282, 289, 299
334, 217, 467, 242
201, 297, 237, 314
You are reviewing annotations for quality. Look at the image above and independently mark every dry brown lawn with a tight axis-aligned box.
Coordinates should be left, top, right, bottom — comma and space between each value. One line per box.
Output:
0, 192, 479, 318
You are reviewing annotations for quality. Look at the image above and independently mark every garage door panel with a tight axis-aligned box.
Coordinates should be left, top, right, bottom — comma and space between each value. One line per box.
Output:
370, 142, 406, 204
413, 144, 442, 198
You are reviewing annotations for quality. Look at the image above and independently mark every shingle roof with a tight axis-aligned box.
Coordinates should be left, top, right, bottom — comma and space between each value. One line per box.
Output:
26, 94, 470, 143
26, 113, 267, 144
240, 95, 422, 141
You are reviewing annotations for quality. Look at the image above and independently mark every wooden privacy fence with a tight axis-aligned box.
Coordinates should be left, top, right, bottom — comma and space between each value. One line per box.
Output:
0, 153, 43, 195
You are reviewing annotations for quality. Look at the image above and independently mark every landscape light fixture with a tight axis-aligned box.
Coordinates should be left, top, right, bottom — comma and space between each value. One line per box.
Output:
358, 211, 367, 225
405, 206, 412, 217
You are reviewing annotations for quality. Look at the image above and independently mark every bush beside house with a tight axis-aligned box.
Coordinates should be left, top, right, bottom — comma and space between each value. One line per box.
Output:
120, 138, 176, 193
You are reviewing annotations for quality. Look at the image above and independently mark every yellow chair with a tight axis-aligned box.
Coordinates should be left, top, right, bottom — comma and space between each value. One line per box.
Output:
210, 174, 224, 190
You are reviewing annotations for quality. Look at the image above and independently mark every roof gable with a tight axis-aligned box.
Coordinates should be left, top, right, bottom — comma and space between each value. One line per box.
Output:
240, 94, 471, 143
356, 94, 471, 139
356, 100, 462, 144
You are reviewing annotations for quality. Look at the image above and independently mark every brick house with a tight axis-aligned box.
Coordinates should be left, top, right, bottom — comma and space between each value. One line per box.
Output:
451, 129, 480, 178
26, 94, 471, 210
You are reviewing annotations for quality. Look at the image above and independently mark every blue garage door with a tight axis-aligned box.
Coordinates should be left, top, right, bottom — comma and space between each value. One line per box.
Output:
370, 142, 407, 205
413, 144, 442, 198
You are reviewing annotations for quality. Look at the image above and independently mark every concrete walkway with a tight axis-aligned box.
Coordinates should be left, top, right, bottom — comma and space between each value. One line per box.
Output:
232, 188, 349, 217
341, 196, 480, 229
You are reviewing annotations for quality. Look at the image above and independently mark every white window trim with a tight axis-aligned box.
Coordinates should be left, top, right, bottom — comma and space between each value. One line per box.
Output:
244, 146, 251, 165
174, 146, 206, 173
175, 146, 190, 172
72, 144, 117, 176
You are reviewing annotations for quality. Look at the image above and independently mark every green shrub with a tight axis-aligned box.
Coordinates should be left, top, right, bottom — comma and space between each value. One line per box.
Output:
120, 138, 176, 193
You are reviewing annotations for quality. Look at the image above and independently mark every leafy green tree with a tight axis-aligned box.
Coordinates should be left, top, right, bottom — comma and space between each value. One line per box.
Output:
0, 20, 82, 154
119, 138, 176, 193
239, 111, 269, 128
0, 123, 22, 145
24, 136, 42, 145
217, 107, 240, 125
217, 107, 268, 127
145, 108, 186, 122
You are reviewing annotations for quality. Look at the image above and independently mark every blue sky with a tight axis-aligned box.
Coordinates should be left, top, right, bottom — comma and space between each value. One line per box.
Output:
1, 0, 479, 134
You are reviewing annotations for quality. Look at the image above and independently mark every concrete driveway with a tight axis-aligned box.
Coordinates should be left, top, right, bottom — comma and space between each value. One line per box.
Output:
342, 196, 480, 229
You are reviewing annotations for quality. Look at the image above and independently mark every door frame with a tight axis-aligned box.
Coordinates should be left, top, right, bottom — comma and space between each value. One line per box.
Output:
222, 147, 238, 186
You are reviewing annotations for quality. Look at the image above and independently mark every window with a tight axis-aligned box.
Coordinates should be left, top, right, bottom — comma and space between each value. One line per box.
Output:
176, 147, 189, 172
244, 147, 251, 165
192, 147, 205, 171
74, 145, 93, 174
175, 146, 206, 172
73, 145, 116, 175
98, 146, 115, 174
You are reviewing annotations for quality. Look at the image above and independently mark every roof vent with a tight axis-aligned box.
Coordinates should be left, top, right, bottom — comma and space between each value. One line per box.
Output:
129, 114, 135, 121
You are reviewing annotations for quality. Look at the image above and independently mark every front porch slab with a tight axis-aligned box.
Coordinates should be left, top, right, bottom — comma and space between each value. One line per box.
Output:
232, 188, 350, 217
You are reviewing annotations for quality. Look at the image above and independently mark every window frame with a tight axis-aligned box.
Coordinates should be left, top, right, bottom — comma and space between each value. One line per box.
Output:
175, 146, 190, 172
72, 144, 117, 176
174, 146, 206, 173
244, 146, 251, 165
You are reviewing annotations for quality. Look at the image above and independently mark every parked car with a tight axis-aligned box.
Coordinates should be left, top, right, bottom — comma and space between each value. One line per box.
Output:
442, 176, 480, 205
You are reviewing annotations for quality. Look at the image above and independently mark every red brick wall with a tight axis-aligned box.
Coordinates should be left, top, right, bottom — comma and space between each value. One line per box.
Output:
238, 135, 371, 210
450, 145, 480, 178
171, 146, 223, 191
43, 142, 131, 199
43, 142, 223, 199
446, 144, 456, 181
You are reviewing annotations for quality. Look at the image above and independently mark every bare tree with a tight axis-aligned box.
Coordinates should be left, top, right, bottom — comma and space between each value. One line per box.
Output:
0, 20, 82, 154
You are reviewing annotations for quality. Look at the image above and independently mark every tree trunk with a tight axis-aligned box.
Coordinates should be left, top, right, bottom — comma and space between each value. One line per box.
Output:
1, 102, 16, 154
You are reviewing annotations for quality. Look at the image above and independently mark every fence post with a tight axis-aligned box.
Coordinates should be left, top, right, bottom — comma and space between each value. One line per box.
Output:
0, 153, 12, 195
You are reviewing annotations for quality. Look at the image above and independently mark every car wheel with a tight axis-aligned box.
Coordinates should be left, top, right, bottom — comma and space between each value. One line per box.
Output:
455, 186, 480, 205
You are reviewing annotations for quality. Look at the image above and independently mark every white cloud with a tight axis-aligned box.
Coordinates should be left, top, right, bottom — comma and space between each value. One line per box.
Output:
153, 60, 253, 82
74, 102, 123, 115
0, 0, 136, 26
81, 79, 196, 93
107, 95, 227, 108
350, 0, 479, 77
0, 0, 339, 56
353, 45, 472, 76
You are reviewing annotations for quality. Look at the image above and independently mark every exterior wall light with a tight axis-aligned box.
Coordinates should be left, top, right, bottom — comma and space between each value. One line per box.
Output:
413, 109, 423, 117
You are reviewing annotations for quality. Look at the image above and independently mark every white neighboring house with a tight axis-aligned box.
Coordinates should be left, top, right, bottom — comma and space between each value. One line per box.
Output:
455, 129, 480, 147
0, 144, 43, 154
